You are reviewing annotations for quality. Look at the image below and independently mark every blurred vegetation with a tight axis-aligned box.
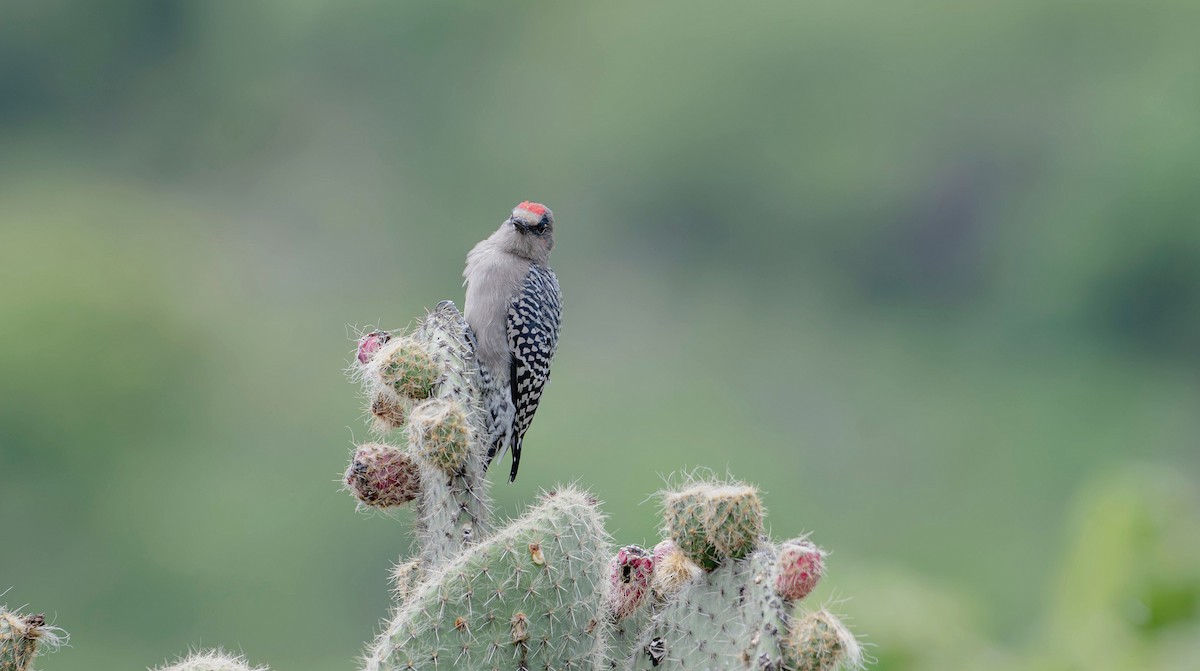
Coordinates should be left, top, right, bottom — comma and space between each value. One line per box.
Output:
1, 1, 1198, 670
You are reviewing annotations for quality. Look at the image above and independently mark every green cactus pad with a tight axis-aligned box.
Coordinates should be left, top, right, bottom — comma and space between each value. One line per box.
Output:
627, 545, 792, 670
663, 482, 763, 570
365, 488, 612, 671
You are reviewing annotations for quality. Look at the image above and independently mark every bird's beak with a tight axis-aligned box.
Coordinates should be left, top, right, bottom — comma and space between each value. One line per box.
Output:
508, 217, 530, 233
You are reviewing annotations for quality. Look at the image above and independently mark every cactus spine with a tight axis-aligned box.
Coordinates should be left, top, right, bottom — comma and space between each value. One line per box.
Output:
0, 608, 65, 671
153, 650, 269, 671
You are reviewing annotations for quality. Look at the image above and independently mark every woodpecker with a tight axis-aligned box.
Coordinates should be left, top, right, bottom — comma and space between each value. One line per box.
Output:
464, 201, 562, 482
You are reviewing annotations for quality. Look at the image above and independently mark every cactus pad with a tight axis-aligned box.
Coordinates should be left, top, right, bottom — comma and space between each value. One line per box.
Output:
364, 488, 612, 671
663, 482, 764, 570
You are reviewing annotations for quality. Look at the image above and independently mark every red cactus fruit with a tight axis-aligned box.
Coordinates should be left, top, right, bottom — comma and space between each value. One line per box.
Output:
607, 545, 655, 619
345, 443, 419, 507
357, 331, 392, 364
776, 537, 825, 601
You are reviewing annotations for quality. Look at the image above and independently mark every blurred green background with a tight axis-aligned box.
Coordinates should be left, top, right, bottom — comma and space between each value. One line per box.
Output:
2, 1, 1199, 670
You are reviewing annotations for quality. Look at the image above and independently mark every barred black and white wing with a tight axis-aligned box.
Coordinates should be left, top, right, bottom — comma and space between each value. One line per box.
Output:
504, 263, 562, 481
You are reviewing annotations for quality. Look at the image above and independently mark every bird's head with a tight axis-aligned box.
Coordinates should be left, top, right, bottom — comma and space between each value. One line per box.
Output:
497, 201, 555, 262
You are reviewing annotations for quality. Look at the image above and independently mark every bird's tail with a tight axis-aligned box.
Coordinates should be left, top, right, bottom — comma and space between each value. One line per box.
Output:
507, 435, 522, 482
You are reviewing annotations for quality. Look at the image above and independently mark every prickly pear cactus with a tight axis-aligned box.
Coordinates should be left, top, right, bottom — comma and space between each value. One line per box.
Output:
347, 302, 864, 671
120, 299, 862, 670
597, 478, 860, 671
350, 301, 494, 568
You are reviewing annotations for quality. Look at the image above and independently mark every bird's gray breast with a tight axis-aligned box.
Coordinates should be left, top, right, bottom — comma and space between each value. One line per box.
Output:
463, 243, 531, 376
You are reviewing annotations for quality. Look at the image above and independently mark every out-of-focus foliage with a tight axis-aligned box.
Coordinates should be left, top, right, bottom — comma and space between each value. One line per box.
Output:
846, 466, 1200, 671
0, 1, 1197, 670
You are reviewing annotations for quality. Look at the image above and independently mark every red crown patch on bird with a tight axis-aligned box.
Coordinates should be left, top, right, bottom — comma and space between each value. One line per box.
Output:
516, 201, 548, 216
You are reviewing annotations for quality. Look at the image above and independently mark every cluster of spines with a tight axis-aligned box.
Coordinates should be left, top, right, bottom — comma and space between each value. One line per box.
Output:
153, 649, 269, 671
0, 608, 65, 671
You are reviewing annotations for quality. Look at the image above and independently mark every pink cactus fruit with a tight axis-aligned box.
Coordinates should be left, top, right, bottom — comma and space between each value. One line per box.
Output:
776, 537, 825, 601
345, 443, 420, 507
357, 330, 392, 364
607, 545, 655, 619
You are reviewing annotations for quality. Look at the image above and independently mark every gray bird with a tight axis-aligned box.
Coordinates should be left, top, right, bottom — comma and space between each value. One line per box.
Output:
463, 201, 562, 482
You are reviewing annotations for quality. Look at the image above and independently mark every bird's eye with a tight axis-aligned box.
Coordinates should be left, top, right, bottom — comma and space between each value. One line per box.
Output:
533, 222, 547, 234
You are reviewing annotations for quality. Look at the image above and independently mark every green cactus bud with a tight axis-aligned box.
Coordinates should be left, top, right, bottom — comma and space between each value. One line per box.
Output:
377, 338, 440, 400
364, 487, 611, 671
662, 482, 763, 570
0, 609, 65, 671
407, 399, 471, 473
628, 545, 792, 670
345, 443, 420, 508
153, 649, 268, 671
784, 610, 862, 671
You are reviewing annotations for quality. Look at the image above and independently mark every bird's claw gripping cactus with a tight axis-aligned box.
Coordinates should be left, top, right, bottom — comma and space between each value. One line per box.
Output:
346, 302, 863, 671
